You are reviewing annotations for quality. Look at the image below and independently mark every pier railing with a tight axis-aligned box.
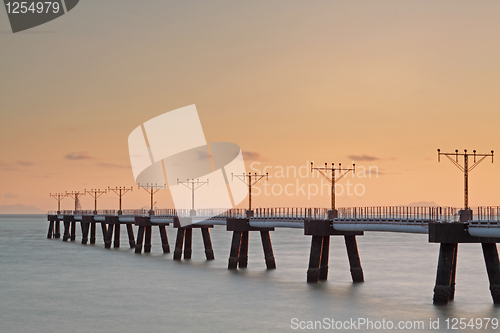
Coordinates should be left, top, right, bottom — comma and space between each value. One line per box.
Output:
470, 207, 500, 225
336, 206, 459, 222
49, 206, 460, 222
252, 207, 329, 219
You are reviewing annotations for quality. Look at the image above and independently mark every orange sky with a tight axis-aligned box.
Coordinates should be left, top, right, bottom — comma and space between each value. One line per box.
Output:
1, 1, 499, 211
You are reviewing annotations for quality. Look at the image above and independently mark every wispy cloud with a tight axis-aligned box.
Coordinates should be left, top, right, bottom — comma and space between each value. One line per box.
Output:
65, 151, 92, 160
243, 151, 262, 161
347, 154, 380, 162
0, 160, 17, 172
196, 151, 211, 161
97, 162, 129, 169
4, 192, 18, 199
16, 160, 34, 166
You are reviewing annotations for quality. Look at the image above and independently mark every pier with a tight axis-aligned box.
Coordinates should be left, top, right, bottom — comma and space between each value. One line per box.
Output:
47, 205, 500, 305
46, 149, 500, 305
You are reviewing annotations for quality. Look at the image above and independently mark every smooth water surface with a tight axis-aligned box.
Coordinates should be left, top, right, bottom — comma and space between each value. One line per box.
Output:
0, 215, 499, 332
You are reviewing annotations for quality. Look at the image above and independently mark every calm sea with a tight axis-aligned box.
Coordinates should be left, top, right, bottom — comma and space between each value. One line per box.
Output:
1, 215, 499, 332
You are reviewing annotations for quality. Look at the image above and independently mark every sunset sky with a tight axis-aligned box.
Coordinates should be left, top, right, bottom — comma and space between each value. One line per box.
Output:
1, 1, 499, 211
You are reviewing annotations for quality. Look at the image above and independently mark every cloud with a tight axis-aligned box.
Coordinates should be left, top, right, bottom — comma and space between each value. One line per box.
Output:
242, 151, 261, 161
347, 154, 380, 162
196, 151, 211, 161
97, 162, 130, 169
16, 160, 34, 166
4, 192, 18, 199
0, 160, 18, 172
65, 151, 92, 160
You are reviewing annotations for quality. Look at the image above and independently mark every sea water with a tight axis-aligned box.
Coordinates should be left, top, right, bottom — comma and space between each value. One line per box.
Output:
0, 215, 499, 332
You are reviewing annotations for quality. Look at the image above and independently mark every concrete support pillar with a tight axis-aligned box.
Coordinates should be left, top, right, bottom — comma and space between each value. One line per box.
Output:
345, 235, 364, 283
70, 221, 76, 241
144, 226, 152, 253
101, 223, 107, 243
184, 228, 192, 259
47, 221, 54, 239
319, 235, 330, 280
449, 244, 458, 300
260, 230, 276, 269
239, 231, 249, 268
113, 224, 120, 248
433, 243, 455, 305
105, 224, 114, 249
173, 228, 185, 260
201, 228, 215, 260
228, 231, 242, 269
135, 226, 145, 254
63, 221, 70, 241
482, 243, 500, 304
54, 221, 60, 239
158, 225, 170, 253
62, 222, 69, 241
81, 221, 89, 245
307, 236, 323, 283
126, 224, 135, 248
90, 222, 96, 244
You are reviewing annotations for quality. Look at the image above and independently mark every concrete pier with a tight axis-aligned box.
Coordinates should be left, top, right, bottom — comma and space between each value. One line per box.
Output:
114, 224, 121, 248
227, 218, 276, 270
100, 223, 107, 244
482, 243, 500, 304
126, 224, 135, 249
319, 235, 330, 280
305, 219, 364, 283
135, 226, 145, 254
433, 243, 455, 305
345, 235, 364, 283
62, 216, 73, 241
47, 220, 54, 239
173, 228, 185, 260
46, 207, 500, 307
54, 220, 60, 239
158, 225, 170, 253
90, 222, 96, 244
201, 227, 215, 260
144, 226, 152, 253
429, 222, 500, 305
260, 230, 276, 269
81, 216, 93, 245
172, 218, 215, 261
184, 228, 192, 259
70, 220, 76, 241
238, 231, 249, 268
228, 231, 242, 270
449, 244, 458, 300
307, 235, 323, 283
105, 223, 114, 249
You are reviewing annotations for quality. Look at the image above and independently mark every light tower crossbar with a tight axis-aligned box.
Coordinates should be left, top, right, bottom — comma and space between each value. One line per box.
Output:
50, 193, 67, 214
232, 172, 268, 213
311, 162, 356, 215
138, 183, 166, 216
438, 149, 494, 211
84, 189, 107, 214
177, 179, 209, 216
65, 191, 86, 213
108, 186, 133, 215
